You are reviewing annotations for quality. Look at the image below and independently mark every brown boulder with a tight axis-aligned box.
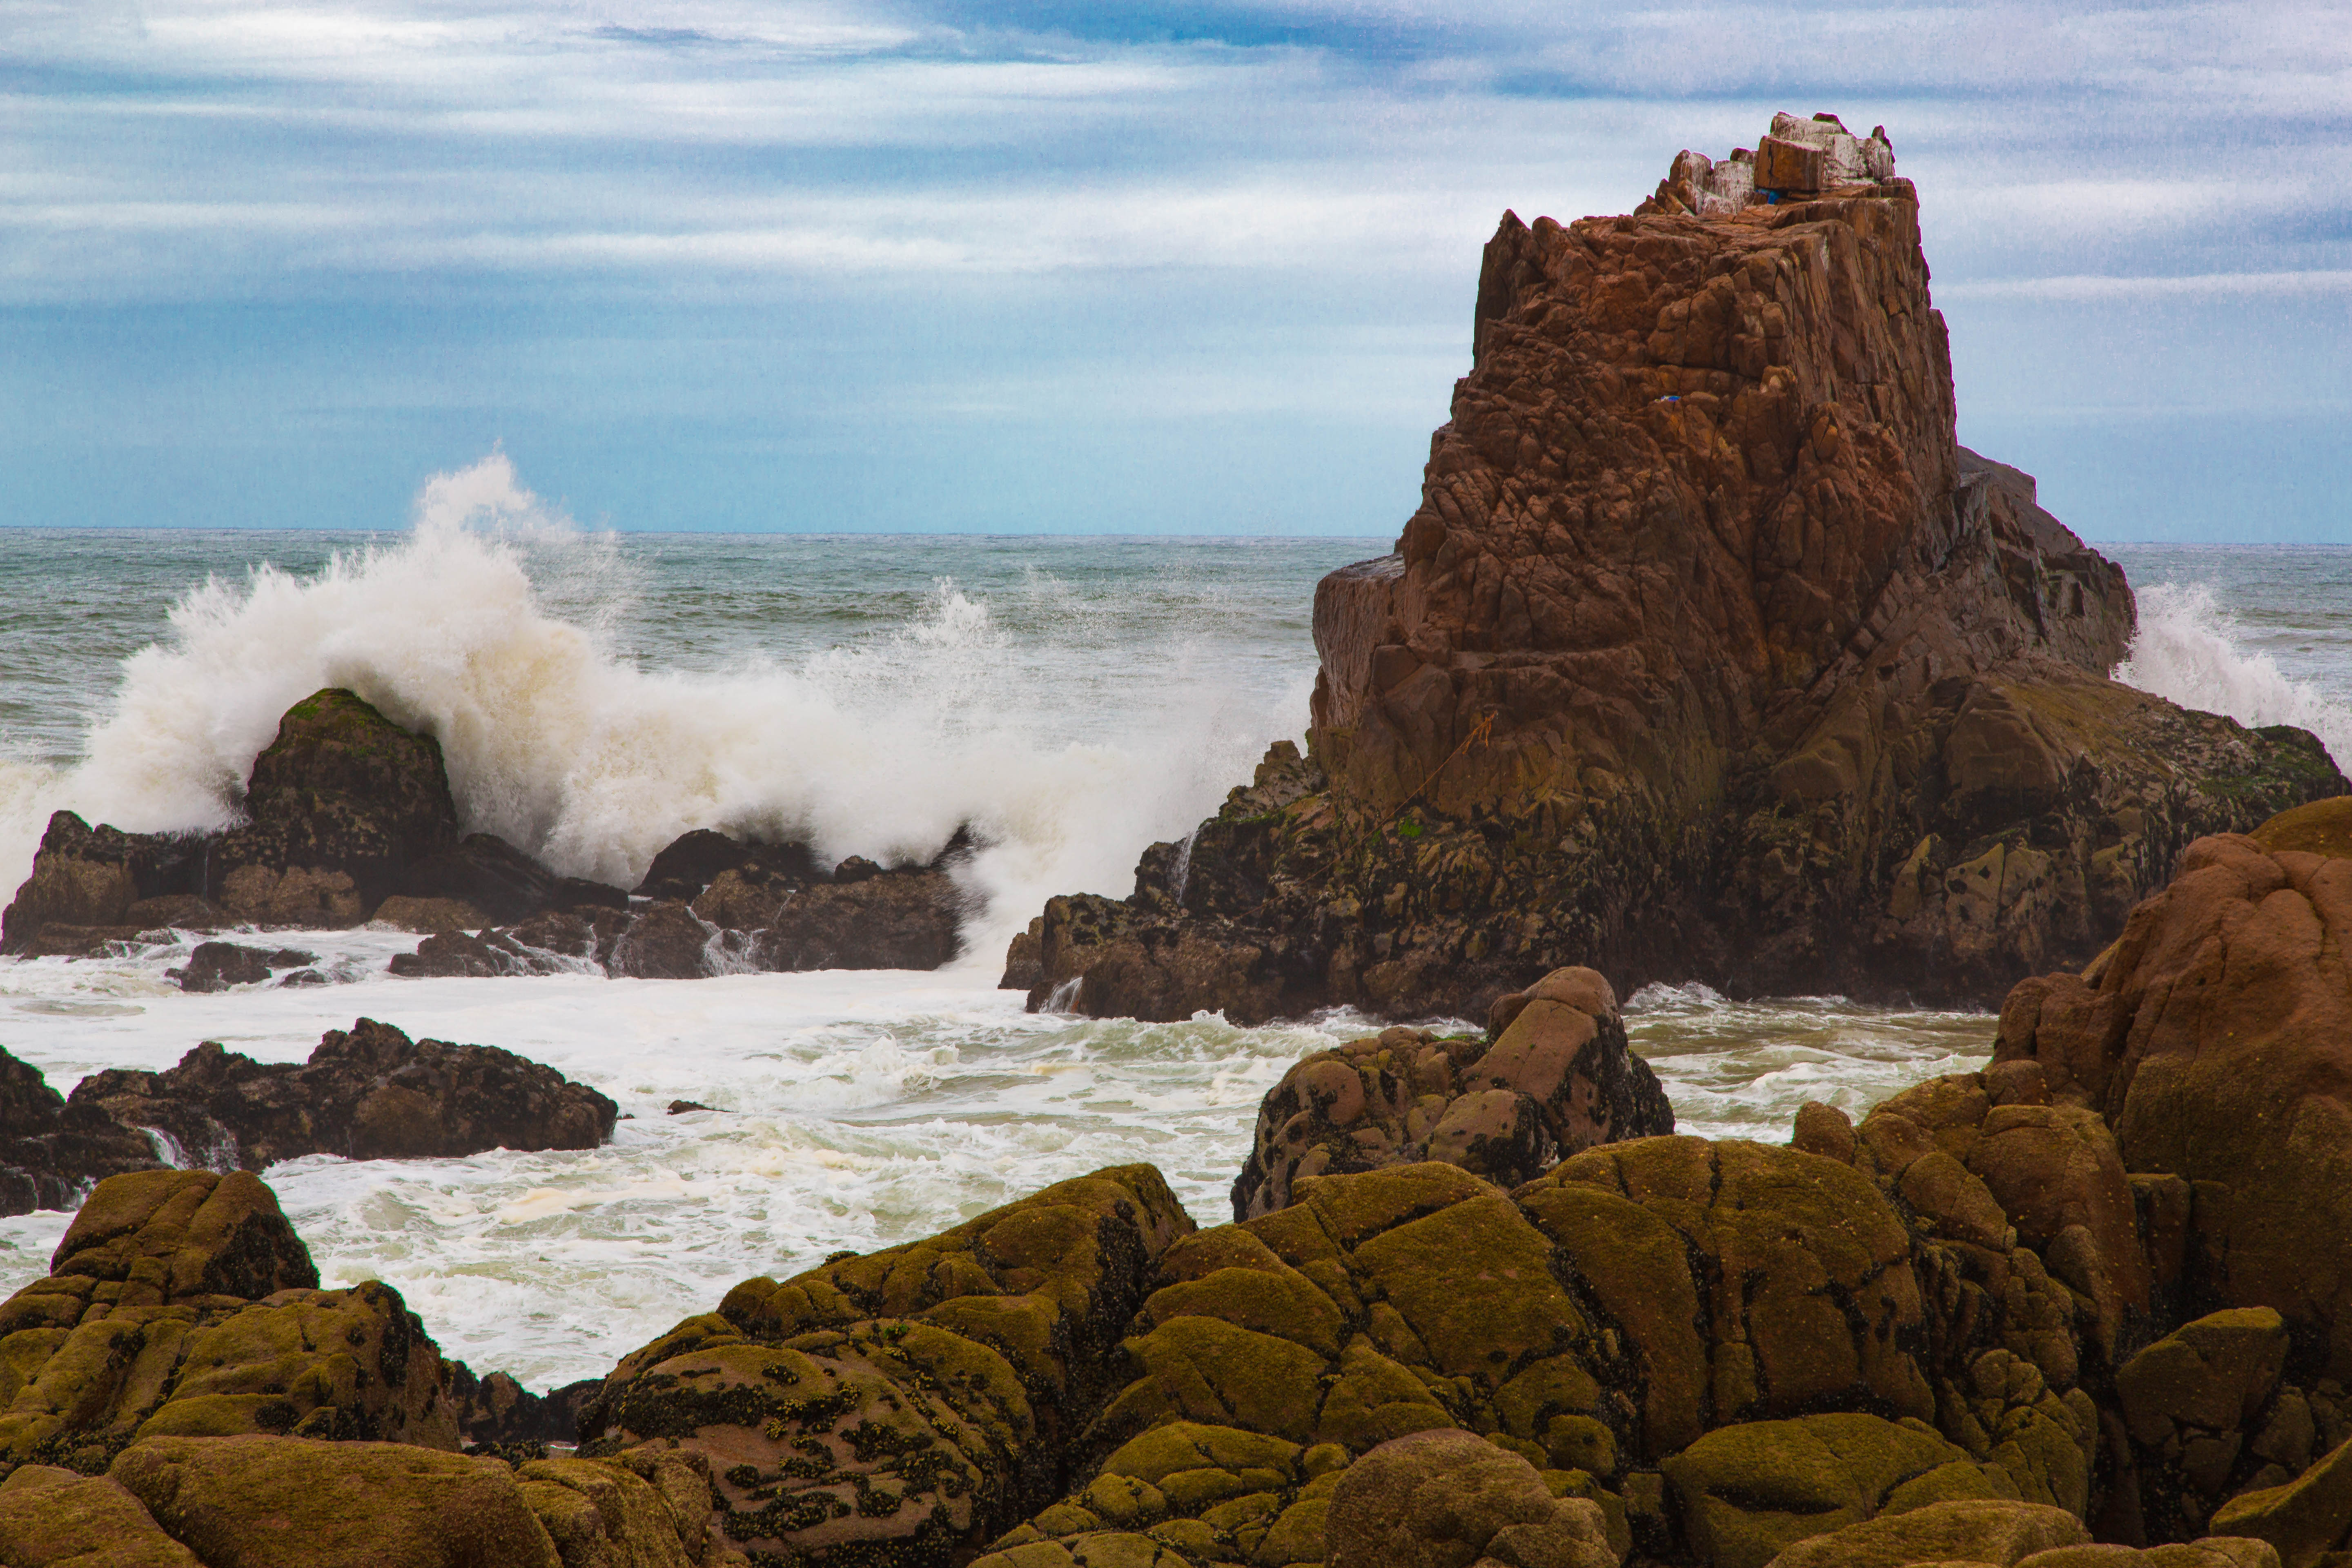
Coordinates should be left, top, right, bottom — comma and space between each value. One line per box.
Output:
1993, 833, 2352, 1367
166, 941, 317, 993
68, 1019, 616, 1169
0, 812, 209, 957
110, 1435, 560, 1567
1325, 1428, 1617, 1568
1229, 967, 1670, 1221
1761, 1498, 2088, 1568
0, 1464, 202, 1567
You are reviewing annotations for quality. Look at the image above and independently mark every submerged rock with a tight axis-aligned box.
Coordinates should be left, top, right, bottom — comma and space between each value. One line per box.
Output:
1229, 965, 1671, 1220
68, 1018, 617, 1169
165, 940, 318, 993
1011, 120, 2345, 1024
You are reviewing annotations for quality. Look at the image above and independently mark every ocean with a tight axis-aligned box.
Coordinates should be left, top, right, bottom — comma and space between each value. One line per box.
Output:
0, 457, 2345, 1390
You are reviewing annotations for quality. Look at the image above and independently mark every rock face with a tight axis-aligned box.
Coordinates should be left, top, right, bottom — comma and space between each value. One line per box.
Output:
1009, 119, 2343, 1023
578, 1165, 1194, 1566
68, 1018, 616, 1171
0, 1047, 165, 1214
1229, 965, 1671, 1221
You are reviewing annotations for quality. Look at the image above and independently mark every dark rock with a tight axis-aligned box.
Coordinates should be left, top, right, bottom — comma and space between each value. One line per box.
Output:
749, 873, 961, 971
391, 831, 557, 924
0, 811, 207, 956
832, 854, 881, 884
1011, 128, 2345, 1024
1230, 966, 1671, 1221
0, 1048, 164, 1215
67, 1018, 617, 1169
665, 1100, 713, 1115
631, 829, 822, 904
548, 875, 630, 912
452, 1365, 600, 1448
387, 927, 561, 978
208, 688, 461, 925
606, 900, 711, 980
165, 940, 317, 994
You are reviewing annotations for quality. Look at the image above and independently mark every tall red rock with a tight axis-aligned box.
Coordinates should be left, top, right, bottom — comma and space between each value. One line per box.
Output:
1010, 116, 2343, 1022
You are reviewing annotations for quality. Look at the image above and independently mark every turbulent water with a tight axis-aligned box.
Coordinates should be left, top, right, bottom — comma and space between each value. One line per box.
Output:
0, 460, 2341, 1388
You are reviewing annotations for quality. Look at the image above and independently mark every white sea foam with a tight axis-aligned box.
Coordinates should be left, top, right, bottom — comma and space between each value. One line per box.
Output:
2116, 581, 2352, 770
0, 454, 1305, 966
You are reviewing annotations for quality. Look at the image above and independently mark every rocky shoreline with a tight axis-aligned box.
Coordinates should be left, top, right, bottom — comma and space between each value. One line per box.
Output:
4, 802, 2351, 1566
0, 114, 2348, 1568
1, 686, 971, 982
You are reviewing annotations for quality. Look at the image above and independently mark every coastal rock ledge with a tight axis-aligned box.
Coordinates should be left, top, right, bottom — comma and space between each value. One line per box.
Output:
1005, 113, 2344, 1022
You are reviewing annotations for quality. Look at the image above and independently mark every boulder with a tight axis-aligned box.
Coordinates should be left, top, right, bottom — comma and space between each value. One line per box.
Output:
205, 688, 460, 922
2114, 1310, 2297, 1542
1325, 1428, 1618, 1568
1229, 968, 1671, 1221
110, 1435, 560, 1567
0, 1170, 464, 1474
1662, 1413, 2015, 1568
0, 1047, 164, 1216
1762, 1498, 2089, 1568
2209, 1432, 2352, 1567
167, 941, 318, 993
1992, 833, 2352, 1368
1009, 123, 2343, 1024
390, 831, 562, 924
578, 1166, 1194, 1566
0, 1463, 202, 1567
0, 812, 208, 957
67, 1019, 616, 1169
606, 900, 712, 980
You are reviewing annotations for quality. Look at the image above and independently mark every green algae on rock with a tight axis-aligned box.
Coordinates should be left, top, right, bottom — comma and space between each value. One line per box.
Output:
577, 1165, 1195, 1568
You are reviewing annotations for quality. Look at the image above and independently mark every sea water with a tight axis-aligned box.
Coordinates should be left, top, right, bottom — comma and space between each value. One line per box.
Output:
0, 459, 2343, 1388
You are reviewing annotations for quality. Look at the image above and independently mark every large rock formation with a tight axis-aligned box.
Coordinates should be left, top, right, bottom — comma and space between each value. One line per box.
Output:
1008, 115, 2343, 1023
68, 1018, 617, 1171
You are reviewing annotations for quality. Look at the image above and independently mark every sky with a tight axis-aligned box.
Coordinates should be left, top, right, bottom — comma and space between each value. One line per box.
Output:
2, 1, 2348, 540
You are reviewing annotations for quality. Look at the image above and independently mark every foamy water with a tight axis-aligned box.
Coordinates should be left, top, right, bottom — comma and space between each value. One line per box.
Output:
0, 471, 2340, 1386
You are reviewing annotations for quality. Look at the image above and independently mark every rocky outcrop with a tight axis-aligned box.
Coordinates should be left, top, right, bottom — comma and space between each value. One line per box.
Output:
0, 1047, 165, 1214
387, 826, 966, 980
1009, 118, 2344, 1023
4, 690, 967, 980
68, 1018, 617, 1170
577, 1165, 1194, 1566
1228, 966, 1670, 1220
0, 1169, 454, 1473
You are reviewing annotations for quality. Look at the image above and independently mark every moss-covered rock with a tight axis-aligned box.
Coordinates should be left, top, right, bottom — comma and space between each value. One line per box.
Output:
579, 1166, 1194, 1568
1762, 1497, 2089, 1568
1323, 1427, 1618, 1568
1661, 1413, 2017, 1568
110, 1434, 561, 1566
0, 1462, 203, 1566
0, 1170, 462, 1475
516, 1453, 702, 1568
2208, 1432, 2352, 1568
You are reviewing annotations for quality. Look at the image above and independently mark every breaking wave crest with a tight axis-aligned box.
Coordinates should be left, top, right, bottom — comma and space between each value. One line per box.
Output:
0, 454, 1307, 965
2115, 581, 2352, 773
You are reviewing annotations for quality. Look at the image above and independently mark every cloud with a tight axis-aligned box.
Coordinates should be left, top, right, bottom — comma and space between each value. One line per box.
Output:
1941, 269, 2352, 303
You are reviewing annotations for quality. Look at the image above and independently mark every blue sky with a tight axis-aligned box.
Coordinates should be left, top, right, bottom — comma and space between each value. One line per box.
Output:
2, 1, 2348, 540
